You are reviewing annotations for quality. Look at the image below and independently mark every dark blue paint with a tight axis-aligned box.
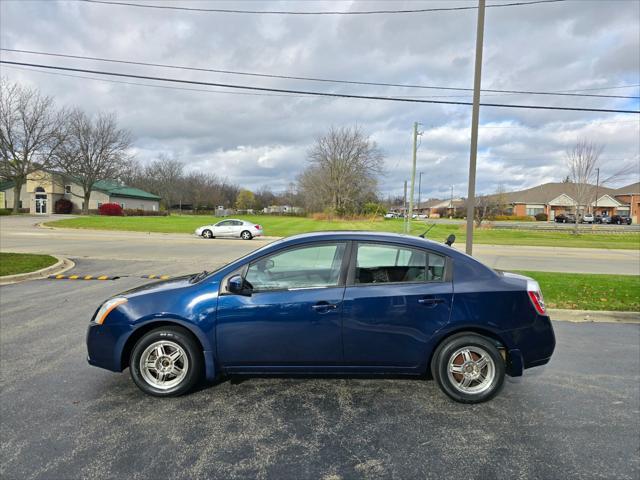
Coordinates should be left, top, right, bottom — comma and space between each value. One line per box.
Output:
86, 232, 555, 381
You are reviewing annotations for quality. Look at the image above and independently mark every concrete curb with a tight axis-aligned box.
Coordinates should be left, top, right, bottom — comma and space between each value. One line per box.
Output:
0, 255, 75, 286
549, 308, 639, 324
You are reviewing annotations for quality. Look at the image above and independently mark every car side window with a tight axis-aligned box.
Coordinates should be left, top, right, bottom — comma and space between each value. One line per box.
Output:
232, 220, 243, 226
354, 243, 445, 284
216, 220, 232, 227
245, 243, 346, 291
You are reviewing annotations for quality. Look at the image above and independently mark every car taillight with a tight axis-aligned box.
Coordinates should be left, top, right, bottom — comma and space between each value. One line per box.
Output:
255, 225, 262, 230
527, 280, 546, 315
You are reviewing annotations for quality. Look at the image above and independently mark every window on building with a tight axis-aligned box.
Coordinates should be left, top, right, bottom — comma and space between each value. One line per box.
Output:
64, 185, 71, 194
97, 203, 102, 208
526, 207, 545, 216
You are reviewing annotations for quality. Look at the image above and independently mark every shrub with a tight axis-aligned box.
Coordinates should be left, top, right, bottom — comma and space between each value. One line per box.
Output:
98, 203, 124, 216
535, 212, 548, 221
490, 215, 535, 222
54, 198, 73, 214
0, 208, 11, 216
122, 208, 168, 216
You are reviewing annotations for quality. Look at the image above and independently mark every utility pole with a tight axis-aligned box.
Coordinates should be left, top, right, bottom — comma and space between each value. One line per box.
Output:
407, 122, 420, 233
594, 167, 600, 214
465, 0, 486, 255
450, 185, 454, 218
418, 172, 423, 215
403, 180, 408, 232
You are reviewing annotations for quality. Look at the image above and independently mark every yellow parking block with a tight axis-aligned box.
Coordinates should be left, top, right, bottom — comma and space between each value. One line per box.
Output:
97, 275, 109, 280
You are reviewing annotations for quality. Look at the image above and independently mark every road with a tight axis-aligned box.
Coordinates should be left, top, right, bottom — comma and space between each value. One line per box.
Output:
0, 273, 638, 479
1, 215, 639, 275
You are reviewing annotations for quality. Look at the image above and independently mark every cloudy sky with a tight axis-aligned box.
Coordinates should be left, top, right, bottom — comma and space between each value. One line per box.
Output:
1, 0, 639, 200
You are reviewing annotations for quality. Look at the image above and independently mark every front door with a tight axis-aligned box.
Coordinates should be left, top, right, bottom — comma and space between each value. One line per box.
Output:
217, 242, 348, 368
213, 220, 234, 237
342, 242, 453, 368
35, 194, 47, 214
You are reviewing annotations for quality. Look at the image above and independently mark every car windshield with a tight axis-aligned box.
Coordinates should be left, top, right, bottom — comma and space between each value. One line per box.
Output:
189, 238, 282, 283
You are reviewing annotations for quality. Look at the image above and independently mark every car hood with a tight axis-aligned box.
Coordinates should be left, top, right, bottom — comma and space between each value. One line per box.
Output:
119, 274, 196, 298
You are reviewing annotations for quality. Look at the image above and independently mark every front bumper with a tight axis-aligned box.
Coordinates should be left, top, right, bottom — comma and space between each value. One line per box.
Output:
86, 321, 132, 372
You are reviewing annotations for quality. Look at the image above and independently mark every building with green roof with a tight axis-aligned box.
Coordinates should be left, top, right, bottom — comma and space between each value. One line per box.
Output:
0, 170, 160, 214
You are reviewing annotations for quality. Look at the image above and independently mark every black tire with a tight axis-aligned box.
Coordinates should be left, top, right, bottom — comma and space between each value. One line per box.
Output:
202, 229, 214, 239
129, 326, 203, 397
431, 333, 505, 404
240, 230, 253, 240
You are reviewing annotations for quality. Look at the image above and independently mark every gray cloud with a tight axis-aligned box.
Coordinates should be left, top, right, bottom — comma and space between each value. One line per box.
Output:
1, 0, 638, 201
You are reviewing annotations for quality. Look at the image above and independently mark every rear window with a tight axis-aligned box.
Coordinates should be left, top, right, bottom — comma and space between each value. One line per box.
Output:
354, 243, 446, 284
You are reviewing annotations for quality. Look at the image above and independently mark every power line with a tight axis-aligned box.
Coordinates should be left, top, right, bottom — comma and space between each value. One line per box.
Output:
80, 0, 567, 15
9, 64, 639, 132
3, 48, 638, 100
1, 64, 316, 99
2, 60, 638, 114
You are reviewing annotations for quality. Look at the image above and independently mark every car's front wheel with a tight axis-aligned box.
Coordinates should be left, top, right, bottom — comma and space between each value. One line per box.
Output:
240, 230, 252, 240
129, 326, 202, 396
202, 229, 214, 239
431, 333, 505, 404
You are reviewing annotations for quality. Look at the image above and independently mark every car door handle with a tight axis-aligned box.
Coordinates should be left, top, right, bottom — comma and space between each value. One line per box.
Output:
311, 302, 338, 313
418, 297, 445, 307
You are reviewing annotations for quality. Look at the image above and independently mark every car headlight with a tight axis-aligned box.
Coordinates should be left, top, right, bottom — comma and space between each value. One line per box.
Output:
94, 297, 128, 325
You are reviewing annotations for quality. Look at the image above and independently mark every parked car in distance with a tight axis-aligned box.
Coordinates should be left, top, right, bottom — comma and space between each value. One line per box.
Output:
195, 219, 262, 240
554, 213, 576, 223
86, 231, 555, 404
581, 213, 594, 224
384, 212, 398, 219
596, 215, 612, 224
610, 214, 632, 225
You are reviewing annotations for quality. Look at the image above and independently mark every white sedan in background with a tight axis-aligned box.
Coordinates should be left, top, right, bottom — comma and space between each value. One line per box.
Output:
195, 219, 263, 240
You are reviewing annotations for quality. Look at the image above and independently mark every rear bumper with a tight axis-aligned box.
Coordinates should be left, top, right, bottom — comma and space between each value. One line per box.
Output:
505, 314, 555, 377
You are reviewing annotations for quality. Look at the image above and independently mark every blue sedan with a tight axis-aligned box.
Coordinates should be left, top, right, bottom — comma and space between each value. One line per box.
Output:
86, 231, 555, 403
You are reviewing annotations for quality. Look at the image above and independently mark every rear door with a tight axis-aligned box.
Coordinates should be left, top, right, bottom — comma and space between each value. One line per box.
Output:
342, 242, 453, 368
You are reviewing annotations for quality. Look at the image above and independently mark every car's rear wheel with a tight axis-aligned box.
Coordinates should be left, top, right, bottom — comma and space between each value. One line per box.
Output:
202, 229, 214, 239
129, 326, 202, 397
431, 333, 505, 404
240, 230, 252, 240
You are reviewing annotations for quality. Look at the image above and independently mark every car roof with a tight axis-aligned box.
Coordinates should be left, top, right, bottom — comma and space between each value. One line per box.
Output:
272, 230, 455, 254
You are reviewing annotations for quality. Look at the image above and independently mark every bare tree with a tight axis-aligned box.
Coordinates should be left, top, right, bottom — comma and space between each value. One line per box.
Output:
0, 80, 66, 212
298, 126, 383, 215
566, 139, 603, 226
144, 154, 184, 212
472, 194, 499, 227
54, 109, 132, 214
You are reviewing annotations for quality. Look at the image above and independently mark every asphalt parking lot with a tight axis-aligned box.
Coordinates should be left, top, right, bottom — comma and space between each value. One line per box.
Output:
1, 264, 639, 480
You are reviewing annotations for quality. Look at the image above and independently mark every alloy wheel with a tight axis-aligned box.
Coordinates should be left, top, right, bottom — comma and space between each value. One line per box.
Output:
447, 346, 495, 395
139, 341, 189, 390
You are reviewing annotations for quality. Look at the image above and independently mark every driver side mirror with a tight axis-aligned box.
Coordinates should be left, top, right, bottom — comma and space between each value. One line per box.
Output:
227, 275, 252, 296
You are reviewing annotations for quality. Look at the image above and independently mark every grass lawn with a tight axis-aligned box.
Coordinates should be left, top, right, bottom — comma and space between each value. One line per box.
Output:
517, 271, 640, 311
0, 252, 58, 277
45, 215, 640, 250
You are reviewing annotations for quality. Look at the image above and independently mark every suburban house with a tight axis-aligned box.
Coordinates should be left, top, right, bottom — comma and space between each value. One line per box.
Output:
493, 181, 638, 221
0, 170, 160, 214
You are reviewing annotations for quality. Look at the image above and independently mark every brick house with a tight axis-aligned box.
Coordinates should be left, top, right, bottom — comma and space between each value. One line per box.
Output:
496, 182, 637, 221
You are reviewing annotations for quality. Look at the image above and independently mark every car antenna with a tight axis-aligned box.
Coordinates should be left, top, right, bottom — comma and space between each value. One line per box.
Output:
418, 223, 436, 238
